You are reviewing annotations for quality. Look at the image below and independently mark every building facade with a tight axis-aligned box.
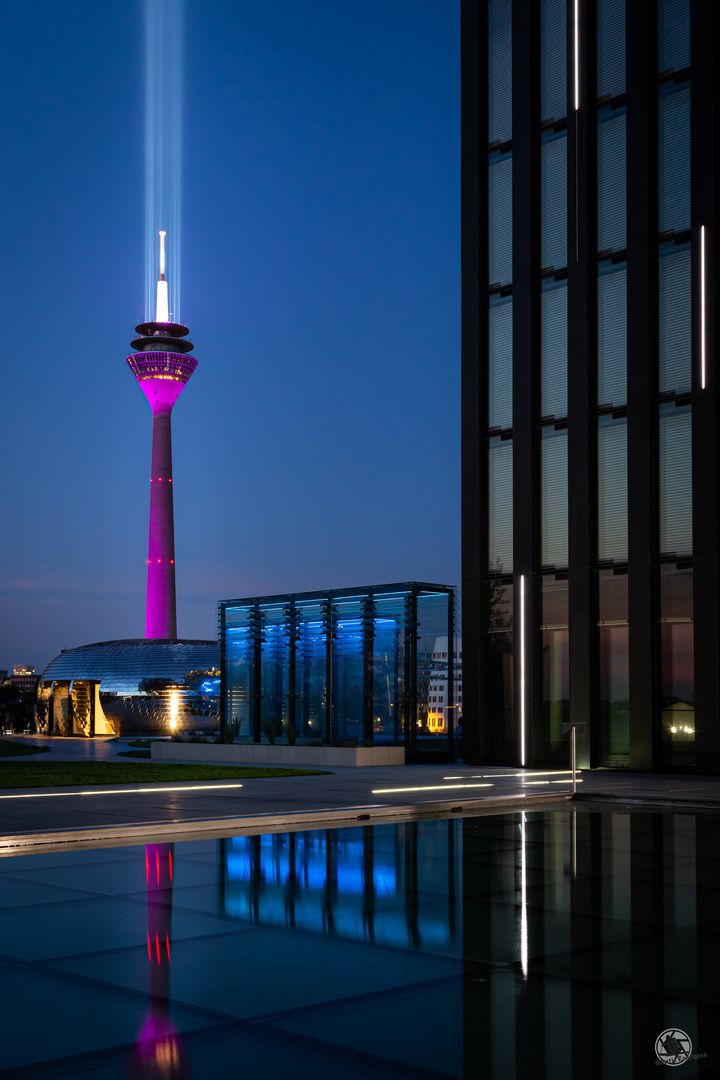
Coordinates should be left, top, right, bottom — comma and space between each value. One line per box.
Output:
426, 637, 463, 733
462, 0, 720, 769
10, 665, 39, 695
219, 583, 456, 761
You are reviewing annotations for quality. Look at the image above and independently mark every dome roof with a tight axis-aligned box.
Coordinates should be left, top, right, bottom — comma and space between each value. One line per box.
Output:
39, 639, 219, 697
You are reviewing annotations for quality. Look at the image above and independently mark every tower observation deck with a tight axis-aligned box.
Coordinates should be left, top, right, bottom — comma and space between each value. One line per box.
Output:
127, 233, 197, 639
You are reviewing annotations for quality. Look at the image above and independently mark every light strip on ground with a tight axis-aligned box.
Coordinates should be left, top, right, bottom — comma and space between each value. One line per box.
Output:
701, 225, 706, 389
371, 784, 493, 794
520, 574, 526, 767
454, 770, 574, 779
0, 783, 244, 800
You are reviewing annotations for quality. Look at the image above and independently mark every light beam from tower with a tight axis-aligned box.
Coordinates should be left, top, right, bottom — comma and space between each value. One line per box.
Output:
127, 232, 197, 639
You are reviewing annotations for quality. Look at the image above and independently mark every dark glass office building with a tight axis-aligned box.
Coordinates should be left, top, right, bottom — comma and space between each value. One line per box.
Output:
462, 0, 719, 770
219, 583, 458, 761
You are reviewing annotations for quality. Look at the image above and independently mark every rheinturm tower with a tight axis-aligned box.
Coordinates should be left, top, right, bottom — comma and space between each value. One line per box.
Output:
127, 232, 197, 639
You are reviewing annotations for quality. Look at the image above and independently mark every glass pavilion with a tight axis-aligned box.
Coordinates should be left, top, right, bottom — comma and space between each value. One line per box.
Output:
219, 583, 457, 762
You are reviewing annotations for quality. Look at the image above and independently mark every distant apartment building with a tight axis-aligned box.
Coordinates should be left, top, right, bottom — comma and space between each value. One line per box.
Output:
11, 665, 38, 695
426, 637, 463, 733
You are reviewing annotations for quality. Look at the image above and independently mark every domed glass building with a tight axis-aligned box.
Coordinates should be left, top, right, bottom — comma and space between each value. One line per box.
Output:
37, 639, 219, 737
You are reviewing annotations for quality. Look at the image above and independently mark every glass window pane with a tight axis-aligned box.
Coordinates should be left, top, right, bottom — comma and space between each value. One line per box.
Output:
659, 241, 692, 393
489, 150, 513, 286
659, 403, 692, 557
660, 564, 694, 766
597, 106, 626, 253
486, 580, 514, 762
489, 436, 513, 573
659, 80, 690, 234
224, 606, 255, 739
260, 604, 290, 741
372, 593, 408, 744
541, 427, 568, 568
598, 570, 629, 763
541, 278, 567, 418
597, 259, 627, 407
658, 0, 690, 73
488, 0, 512, 144
540, 576, 569, 764
541, 0, 567, 123
416, 591, 451, 750
597, 0, 625, 99
488, 293, 513, 430
332, 597, 364, 741
598, 415, 628, 562
541, 129, 567, 270
295, 600, 327, 742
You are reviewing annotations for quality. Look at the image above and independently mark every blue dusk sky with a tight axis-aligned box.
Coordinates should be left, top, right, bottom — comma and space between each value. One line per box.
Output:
0, 1, 460, 673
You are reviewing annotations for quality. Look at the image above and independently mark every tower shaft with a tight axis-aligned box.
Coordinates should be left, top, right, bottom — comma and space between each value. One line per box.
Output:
147, 404, 177, 638
127, 335, 197, 641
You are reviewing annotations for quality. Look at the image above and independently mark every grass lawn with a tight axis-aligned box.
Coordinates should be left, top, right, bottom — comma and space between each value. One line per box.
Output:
0, 762, 329, 788
0, 740, 49, 757
117, 749, 152, 758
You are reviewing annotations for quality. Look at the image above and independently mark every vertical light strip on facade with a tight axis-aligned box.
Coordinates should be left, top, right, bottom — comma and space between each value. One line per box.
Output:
574, 0, 580, 261
520, 574, 526, 766
574, 0, 580, 111
701, 225, 707, 389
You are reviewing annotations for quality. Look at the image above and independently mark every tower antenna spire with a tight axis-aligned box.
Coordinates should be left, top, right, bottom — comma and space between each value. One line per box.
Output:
156, 231, 169, 322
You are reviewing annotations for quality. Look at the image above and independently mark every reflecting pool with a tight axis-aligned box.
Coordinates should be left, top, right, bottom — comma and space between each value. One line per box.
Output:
0, 809, 717, 1077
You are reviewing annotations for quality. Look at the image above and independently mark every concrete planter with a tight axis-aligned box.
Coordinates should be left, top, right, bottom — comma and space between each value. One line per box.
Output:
151, 741, 406, 767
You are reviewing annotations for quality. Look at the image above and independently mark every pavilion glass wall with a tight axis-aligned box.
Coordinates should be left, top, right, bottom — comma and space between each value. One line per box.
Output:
220, 585, 453, 756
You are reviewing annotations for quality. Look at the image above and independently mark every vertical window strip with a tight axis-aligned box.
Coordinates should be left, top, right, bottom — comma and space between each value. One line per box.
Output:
489, 437, 514, 573
488, 294, 513, 430
597, 416, 628, 562
659, 404, 692, 557
658, 0, 690, 73
597, 260, 627, 407
489, 151, 513, 286
658, 81, 691, 235
659, 242, 692, 394
488, 0, 512, 144
659, 563, 694, 765
597, 0, 626, 99
540, 0, 567, 123
541, 428, 568, 567
541, 279, 568, 418
597, 107, 626, 254
541, 130, 568, 271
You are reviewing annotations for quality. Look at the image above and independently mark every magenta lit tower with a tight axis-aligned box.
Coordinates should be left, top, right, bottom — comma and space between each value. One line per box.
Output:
127, 232, 197, 639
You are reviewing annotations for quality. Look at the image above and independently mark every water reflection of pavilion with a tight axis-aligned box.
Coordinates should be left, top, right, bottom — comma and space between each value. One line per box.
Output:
220, 823, 460, 951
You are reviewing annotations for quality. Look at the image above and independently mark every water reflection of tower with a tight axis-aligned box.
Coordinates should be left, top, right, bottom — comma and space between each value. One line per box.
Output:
146, 843, 174, 1008
128, 843, 188, 1079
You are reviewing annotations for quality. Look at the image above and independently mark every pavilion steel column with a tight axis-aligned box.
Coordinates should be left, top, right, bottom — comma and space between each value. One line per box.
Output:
146, 403, 177, 639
